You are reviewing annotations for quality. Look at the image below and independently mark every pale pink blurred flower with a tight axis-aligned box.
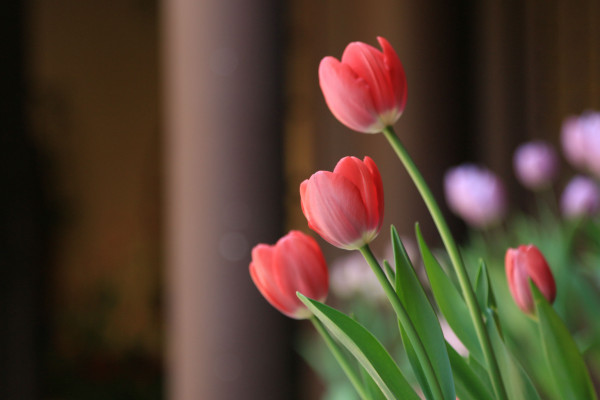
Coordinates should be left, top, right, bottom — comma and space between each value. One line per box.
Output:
560, 175, 600, 219
444, 164, 507, 228
513, 141, 558, 190
440, 319, 468, 357
561, 111, 600, 176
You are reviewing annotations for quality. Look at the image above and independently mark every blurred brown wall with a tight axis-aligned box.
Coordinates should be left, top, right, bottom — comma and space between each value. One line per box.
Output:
28, 0, 162, 397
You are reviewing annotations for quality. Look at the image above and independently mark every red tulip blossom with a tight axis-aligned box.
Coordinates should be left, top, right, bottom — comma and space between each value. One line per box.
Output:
300, 156, 384, 250
319, 36, 407, 133
505, 244, 556, 314
250, 230, 329, 319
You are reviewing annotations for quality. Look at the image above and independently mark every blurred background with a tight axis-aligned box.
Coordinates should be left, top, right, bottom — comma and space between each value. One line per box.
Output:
1, 0, 599, 399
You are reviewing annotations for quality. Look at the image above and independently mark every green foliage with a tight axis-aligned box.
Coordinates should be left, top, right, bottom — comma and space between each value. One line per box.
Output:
298, 293, 420, 400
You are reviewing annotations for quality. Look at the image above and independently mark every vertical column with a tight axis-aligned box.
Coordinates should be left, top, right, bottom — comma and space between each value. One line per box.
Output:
162, 1, 293, 399
0, 1, 41, 399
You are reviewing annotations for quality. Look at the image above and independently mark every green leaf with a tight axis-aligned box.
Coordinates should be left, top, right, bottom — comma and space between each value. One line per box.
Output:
398, 323, 433, 400
298, 293, 420, 400
382, 260, 395, 285
446, 343, 494, 400
532, 282, 598, 400
485, 308, 541, 400
391, 226, 455, 400
474, 259, 498, 311
359, 365, 387, 400
415, 225, 484, 365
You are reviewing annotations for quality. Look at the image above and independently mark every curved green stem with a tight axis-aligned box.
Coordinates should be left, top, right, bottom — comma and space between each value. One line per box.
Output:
360, 245, 445, 400
310, 316, 371, 400
382, 126, 508, 400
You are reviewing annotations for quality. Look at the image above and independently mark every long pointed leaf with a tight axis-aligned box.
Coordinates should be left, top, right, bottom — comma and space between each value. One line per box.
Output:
485, 308, 541, 400
446, 343, 494, 400
392, 226, 455, 400
415, 225, 484, 365
298, 293, 420, 400
532, 283, 598, 400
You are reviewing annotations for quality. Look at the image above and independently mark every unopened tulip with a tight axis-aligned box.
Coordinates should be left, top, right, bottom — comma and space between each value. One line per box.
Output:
513, 141, 558, 190
319, 37, 407, 133
300, 156, 384, 250
444, 164, 507, 228
249, 231, 328, 319
505, 244, 556, 314
560, 175, 600, 219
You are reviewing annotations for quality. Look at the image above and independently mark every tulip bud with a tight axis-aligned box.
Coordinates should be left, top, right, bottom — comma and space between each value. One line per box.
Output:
560, 175, 600, 219
249, 231, 329, 319
300, 156, 384, 250
513, 141, 558, 190
444, 164, 507, 228
319, 37, 407, 133
505, 244, 556, 314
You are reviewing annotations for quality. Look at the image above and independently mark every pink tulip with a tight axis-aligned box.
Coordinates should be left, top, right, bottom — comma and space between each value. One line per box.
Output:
560, 175, 600, 219
505, 244, 556, 314
513, 141, 558, 190
249, 230, 329, 319
300, 156, 384, 250
319, 37, 407, 133
444, 164, 507, 228
561, 111, 600, 176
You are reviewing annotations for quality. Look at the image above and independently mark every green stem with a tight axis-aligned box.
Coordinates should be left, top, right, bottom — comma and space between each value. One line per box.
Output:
360, 245, 445, 400
310, 316, 371, 400
382, 126, 508, 400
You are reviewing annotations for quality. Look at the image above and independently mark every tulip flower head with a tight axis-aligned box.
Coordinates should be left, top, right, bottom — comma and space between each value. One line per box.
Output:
444, 164, 507, 228
561, 111, 600, 176
513, 141, 558, 190
249, 231, 329, 319
505, 244, 556, 314
300, 156, 384, 250
560, 175, 600, 219
319, 37, 407, 133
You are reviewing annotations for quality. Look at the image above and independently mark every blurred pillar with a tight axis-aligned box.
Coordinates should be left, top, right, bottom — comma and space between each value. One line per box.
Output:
162, 1, 294, 399
0, 1, 41, 399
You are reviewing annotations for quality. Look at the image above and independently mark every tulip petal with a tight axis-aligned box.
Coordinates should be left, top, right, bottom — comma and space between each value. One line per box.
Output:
275, 232, 328, 304
511, 250, 535, 313
364, 156, 385, 232
301, 171, 370, 249
522, 245, 556, 304
378, 36, 407, 115
333, 156, 383, 234
342, 41, 396, 119
319, 56, 384, 133
250, 245, 298, 317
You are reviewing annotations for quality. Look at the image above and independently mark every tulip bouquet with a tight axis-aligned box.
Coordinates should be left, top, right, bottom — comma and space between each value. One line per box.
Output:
249, 37, 599, 400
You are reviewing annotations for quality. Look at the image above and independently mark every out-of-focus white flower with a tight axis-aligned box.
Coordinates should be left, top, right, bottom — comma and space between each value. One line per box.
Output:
513, 141, 559, 190
560, 175, 600, 219
444, 164, 507, 228
330, 252, 385, 302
